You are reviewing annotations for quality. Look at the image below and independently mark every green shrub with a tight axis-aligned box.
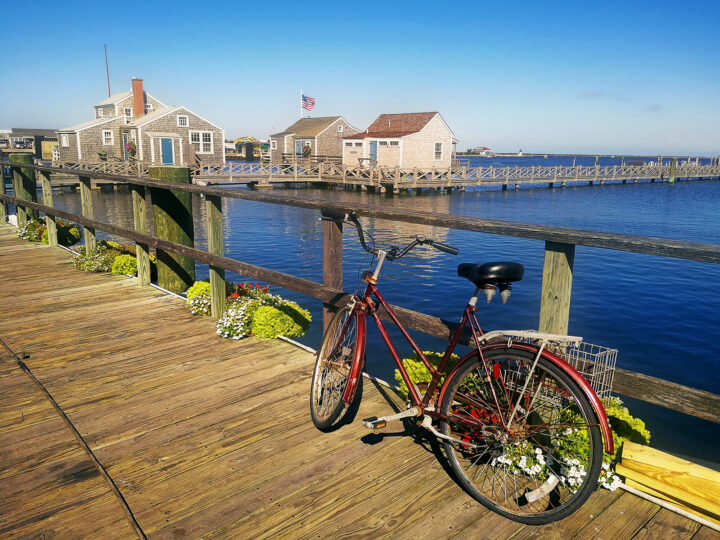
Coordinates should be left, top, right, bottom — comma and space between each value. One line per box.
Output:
186, 281, 211, 316
71, 246, 117, 273
111, 254, 138, 275
250, 303, 311, 339
394, 350, 461, 399
18, 218, 81, 246
16, 219, 44, 242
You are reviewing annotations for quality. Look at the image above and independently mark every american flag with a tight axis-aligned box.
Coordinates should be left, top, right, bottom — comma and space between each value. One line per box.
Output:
302, 94, 316, 111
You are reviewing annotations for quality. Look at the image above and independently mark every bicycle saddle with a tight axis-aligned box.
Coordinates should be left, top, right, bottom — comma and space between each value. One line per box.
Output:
457, 262, 524, 287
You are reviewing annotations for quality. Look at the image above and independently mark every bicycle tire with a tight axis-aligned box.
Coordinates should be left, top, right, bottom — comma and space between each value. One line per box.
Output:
439, 347, 603, 524
310, 304, 362, 431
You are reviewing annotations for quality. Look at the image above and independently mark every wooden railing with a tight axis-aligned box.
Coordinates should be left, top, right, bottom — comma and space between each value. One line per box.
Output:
1, 160, 719, 424
279, 153, 343, 165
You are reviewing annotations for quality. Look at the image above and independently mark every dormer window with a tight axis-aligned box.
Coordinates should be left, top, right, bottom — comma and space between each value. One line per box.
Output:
124, 108, 132, 117
144, 103, 153, 112
97, 108, 104, 118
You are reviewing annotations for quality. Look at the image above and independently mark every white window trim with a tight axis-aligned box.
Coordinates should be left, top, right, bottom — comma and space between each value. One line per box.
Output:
270, 140, 277, 150
434, 142, 443, 160
60, 134, 69, 147
189, 130, 214, 154
304, 140, 311, 147
102, 130, 114, 146
97, 108, 104, 118
124, 107, 132, 117
144, 103, 153, 112
177, 115, 189, 128
337, 125, 344, 132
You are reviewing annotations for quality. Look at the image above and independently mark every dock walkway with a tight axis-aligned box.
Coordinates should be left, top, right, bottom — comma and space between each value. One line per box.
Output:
1, 225, 717, 539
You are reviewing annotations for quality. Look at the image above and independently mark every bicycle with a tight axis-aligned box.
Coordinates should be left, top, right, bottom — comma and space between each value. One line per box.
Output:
309, 208, 614, 525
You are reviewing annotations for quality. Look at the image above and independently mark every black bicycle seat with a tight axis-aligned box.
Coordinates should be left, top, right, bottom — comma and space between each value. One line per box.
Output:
457, 262, 524, 287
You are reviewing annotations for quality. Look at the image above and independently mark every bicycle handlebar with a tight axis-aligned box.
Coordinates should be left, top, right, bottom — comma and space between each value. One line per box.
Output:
320, 207, 458, 260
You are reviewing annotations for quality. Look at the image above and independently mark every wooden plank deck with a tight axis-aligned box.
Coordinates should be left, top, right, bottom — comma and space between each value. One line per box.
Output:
0, 224, 717, 539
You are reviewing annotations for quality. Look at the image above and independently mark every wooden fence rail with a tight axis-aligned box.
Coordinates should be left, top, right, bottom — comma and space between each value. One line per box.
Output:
1, 161, 719, 424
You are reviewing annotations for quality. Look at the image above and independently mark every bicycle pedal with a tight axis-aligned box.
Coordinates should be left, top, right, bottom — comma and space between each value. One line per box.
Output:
362, 416, 387, 430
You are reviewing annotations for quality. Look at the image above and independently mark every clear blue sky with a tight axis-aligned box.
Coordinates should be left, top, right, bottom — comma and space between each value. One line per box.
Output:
2, 0, 719, 155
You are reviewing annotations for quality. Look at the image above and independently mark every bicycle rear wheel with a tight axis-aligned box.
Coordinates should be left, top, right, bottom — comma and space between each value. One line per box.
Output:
310, 303, 362, 431
439, 347, 603, 524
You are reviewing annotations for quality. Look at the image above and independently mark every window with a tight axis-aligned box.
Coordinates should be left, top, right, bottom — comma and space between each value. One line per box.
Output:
190, 130, 213, 154
270, 140, 277, 150
102, 130, 114, 146
434, 142, 443, 160
304, 140, 311, 147
379, 141, 388, 146
337, 125, 344, 133
124, 108, 132, 117
60, 134, 69, 147
390, 141, 399, 146
344, 142, 352, 147
177, 115, 189, 127
354, 142, 362, 147
97, 108, 104, 118
144, 103, 153, 112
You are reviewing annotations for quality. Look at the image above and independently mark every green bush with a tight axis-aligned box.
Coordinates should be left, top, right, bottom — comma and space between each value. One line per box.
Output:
250, 303, 311, 339
16, 219, 44, 242
17, 218, 81, 246
71, 246, 118, 273
111, 254, 138, 276
186, 281, 212, 316
394, 350, 461, 399
603, 396, 650, 462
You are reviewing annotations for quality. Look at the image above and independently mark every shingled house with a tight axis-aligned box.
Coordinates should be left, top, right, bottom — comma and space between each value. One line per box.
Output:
342, 112, 456, 169
269, 116, 360, 163
56, 78, 224, 166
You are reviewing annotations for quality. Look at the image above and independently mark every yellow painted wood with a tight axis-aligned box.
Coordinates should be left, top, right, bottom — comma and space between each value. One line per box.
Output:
625, 478, 720, 527
623, 441, 720, 485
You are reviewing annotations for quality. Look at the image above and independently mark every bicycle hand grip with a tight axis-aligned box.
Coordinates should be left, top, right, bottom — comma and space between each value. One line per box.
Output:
320, 207, 347, 222
431, 241, 459, 255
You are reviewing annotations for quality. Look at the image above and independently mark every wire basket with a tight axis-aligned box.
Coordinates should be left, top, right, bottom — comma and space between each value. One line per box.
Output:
559, 341, 617, 399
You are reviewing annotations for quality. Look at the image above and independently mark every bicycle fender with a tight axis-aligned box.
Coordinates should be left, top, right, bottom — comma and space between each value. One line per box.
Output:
440, 343, 614, 454
342, 308, 366, 406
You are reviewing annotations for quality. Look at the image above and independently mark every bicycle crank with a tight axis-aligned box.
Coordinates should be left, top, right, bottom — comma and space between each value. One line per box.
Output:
362, 407, 420, 430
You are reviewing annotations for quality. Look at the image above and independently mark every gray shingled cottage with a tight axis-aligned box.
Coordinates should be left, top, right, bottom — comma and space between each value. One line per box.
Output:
56, 78, 225, 166
269, 116, 359, 163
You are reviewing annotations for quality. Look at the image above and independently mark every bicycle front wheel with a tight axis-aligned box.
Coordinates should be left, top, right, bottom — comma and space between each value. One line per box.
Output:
439, 347, 603, 524
310, 303, 362, 431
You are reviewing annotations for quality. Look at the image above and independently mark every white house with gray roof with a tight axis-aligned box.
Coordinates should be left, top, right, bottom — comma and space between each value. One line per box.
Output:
56, 78, 225, 166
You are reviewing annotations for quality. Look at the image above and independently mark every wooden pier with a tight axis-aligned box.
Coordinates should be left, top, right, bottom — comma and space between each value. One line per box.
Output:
2, 226, 718, 539
52, 159, 720, 192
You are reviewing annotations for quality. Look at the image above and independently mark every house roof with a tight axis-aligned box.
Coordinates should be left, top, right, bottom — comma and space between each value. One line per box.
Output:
57, 116, 120, 133
270, 116, 342, 138
95, 91, 132, 107
10, 128, 58, 138
343, 112, 438, 140
128, 106, 182, 127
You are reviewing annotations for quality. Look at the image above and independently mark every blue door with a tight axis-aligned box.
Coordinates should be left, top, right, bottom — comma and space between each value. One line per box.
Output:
369, 141, 378, 166
295, 140, 302, 156
123, 134, 129, 160
161, 138, 174, 164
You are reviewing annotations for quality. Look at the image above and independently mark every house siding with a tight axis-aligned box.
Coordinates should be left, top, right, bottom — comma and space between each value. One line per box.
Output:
342, 140, 364, 167
95, 105, 116, 119
400, 115, 453, 169
139, 107, 223, 166
315, 119, 360, 158
77, 120, 125, 161
57, 133, 80, 162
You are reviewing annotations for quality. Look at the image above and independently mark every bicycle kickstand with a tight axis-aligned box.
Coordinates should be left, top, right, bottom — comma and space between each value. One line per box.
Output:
362, 407, 421, 430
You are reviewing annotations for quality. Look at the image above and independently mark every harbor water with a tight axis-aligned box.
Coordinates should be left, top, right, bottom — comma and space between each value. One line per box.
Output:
44, 155, 720, 464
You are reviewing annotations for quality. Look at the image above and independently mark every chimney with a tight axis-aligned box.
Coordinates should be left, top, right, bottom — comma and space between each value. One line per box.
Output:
132, 78, 144, 118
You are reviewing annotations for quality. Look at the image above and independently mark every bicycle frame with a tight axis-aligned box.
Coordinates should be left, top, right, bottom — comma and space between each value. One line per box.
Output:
339, 251, 613, 454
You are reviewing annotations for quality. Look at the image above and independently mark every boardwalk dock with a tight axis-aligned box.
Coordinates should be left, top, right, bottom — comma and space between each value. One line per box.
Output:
2, 226, 718, 538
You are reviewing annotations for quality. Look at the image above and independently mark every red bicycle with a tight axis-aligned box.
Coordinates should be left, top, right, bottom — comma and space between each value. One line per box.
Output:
310, 209, 613, 524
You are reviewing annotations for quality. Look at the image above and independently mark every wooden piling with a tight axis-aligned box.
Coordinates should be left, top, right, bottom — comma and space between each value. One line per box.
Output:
538, 241, 575, 335
669, 157, 677, 183
39, 171, 57, 247
130, 183, 151, 286
0, 160, 7, 223
79, 175, 97, 251
9, 153, 38, 225
322, 216, 342, 330
150, 166, 195, 294
206, 194, 226, 318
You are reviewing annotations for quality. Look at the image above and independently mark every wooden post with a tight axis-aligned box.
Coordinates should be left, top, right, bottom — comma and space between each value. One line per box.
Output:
150, 166, 195, 294
669, 157, 677, 183
0, 159, 7, 224
130, 183, 151, 286
9, 153, 38, 225
594, 155, 599, 167
538, 241, 575, 335
39, 171, 57, 247
322, 216, 343, 330
79, 175, 97, 252
206, 194, 225, 318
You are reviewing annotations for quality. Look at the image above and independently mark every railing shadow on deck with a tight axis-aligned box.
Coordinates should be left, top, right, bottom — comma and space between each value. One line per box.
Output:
1, 160, 719, 427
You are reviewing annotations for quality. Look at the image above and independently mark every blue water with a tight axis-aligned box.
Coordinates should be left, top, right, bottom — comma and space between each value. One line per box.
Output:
43, 155, 720, 463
